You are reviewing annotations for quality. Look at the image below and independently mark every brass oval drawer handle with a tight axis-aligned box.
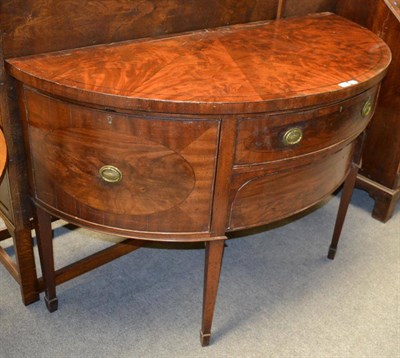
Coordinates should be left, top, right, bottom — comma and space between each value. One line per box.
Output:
283, 127, 303, 146
99, 165, 122, 184
361, 98, 373, 117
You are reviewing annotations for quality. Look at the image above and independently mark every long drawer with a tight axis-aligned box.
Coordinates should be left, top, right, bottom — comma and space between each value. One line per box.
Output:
234, 87, 377, 165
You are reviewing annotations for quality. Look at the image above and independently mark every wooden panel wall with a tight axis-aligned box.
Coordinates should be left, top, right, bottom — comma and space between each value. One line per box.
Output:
283, 0, 336, 17
337, 0, 400, 191
336, 0, 378, 28
0, 0, 279, 58
0, 0, 343, 58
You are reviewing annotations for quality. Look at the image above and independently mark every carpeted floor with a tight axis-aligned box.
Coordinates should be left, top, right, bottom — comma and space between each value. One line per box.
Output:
0, 188, 399, 358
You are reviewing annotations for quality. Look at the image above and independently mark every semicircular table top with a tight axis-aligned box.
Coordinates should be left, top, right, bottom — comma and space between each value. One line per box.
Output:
6, 12, 391, 114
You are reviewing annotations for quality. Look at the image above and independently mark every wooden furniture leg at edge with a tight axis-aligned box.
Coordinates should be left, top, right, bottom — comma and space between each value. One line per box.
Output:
0, 225, 40, 305
200, 238, 226, 347
34, 206, 58, 312
12, 227, 40, 304
356, 174, 400, 223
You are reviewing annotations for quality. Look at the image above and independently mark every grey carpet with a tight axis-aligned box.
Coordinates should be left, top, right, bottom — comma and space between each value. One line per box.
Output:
0, 188, 399, 358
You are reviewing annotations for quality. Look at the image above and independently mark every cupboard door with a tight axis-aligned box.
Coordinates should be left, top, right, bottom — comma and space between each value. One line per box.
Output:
23, 89, 220, 235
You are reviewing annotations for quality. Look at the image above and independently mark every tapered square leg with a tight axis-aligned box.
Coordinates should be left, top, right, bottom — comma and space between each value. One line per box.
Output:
328, 132, 366, 260
328, 164, 359, 260
34, 206, 58, 312
200, 239, 225, 346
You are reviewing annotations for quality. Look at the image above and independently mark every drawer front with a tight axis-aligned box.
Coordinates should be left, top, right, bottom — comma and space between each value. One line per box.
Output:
23, 89, 219, 234
235, 87, 377, 165
229, 144, 353, 230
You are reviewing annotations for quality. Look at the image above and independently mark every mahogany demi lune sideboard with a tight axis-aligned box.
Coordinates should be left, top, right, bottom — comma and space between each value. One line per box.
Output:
5, 13, 391, 346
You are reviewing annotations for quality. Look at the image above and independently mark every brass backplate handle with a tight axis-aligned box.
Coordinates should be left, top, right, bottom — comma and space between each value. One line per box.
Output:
99, 165, 122, 184
362, 98, 373, 117
283, 127, 303, 146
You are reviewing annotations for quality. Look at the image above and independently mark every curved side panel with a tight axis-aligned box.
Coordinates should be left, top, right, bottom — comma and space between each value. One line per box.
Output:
24, 89, 220, 234
228, 144, 353, 230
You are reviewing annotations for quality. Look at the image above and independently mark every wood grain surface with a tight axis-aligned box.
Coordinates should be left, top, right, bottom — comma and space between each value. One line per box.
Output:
283, 0, 336, 17
0, 0, 278, 58
8, 8, 392, 342
0, 41, 40, 305
234, 87, 377, 165
23, 89, 220, 235
386, 0, 400, 21
357, 1, 400, 190
337, 0, 400, 222
229, 144, 353, 230
0, 130, 6, 179
6, 13, 391, 114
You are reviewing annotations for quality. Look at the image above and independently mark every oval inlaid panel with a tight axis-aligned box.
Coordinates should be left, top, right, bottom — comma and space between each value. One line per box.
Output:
43, 128, 195, 215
